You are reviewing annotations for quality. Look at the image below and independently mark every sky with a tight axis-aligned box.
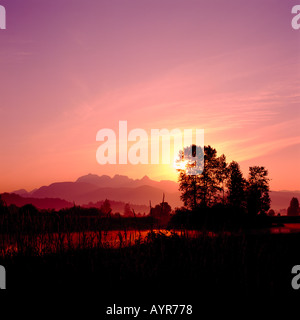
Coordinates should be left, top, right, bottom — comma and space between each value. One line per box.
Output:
0, 0, 299, 192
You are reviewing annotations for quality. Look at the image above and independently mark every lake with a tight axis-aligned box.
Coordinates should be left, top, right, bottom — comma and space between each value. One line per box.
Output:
1, 224, 300, 255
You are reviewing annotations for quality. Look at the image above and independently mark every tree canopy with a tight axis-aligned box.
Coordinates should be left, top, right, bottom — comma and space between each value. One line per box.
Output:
177, 145, 271, 216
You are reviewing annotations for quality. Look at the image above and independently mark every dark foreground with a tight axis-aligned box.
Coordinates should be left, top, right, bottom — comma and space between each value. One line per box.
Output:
1, 231, 300, 311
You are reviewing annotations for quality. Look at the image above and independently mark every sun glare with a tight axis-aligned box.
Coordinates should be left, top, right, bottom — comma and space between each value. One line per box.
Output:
173, 156, 189, 172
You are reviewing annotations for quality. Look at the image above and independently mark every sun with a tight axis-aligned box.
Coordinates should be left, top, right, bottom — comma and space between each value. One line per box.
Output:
173, 157, 189, 172
173, 145, 204, 175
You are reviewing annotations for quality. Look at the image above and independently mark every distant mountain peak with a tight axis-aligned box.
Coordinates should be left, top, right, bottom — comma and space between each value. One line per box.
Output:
9, 173, 180, 207
11, 189, 28, 196
76, 173, 111, 185
112, 174, 131, 182
113, 174, 128, 179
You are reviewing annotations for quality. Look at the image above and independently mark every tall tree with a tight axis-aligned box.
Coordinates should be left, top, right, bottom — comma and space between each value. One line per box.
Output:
178, 172, 199, 210
177, 145, 227, 209
246, 166, 270, 215
226, 161, 246, 208
215, 154, 228, 204
200, 145, 222, 206
176, 144, 204, 210
287, 197, 300, 216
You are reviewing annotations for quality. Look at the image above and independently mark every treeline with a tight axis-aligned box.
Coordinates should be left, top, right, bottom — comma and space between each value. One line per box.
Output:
171, 145, 272, 230
0, 199, 155, 235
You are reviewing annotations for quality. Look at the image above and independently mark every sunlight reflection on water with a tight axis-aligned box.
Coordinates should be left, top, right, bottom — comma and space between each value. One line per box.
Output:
1, 225, 300, 256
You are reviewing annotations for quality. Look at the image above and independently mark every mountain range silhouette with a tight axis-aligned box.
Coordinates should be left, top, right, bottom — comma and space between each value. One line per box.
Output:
3, 173, 299, 212
6, 174, 180, 209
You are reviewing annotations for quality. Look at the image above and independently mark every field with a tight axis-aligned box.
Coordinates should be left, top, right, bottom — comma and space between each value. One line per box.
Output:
1, 226, 300, 298
1, 204, 300, 315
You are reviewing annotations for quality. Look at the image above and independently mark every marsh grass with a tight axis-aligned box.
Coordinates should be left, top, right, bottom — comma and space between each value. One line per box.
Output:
1, 205, 299, 300
1, 227, 299, 300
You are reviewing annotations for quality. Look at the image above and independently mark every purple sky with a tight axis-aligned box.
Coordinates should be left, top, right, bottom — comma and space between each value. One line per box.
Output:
0, 0, 299, 192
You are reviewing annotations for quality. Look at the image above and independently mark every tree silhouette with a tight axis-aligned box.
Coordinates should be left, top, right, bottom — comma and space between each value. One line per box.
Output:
201, 146, 224, 206
100, 199, 112, 216
176, 145, 203, 210
175, 144, 204, 176
150, 195, 172, 225
123, 203, 133, 217
268, 209, 275, 216
150, 201, 171, 219
178, 172, 199, 210
177, 145, 227, 209
246, 166, 270, 216
226, 161, 246, 208
0, 194, 5, 209
287, 197, 300, 216
215, 154, 228, 204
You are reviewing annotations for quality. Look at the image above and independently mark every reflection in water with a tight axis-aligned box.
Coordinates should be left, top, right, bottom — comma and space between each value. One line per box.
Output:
0, 229, 207, 255
269, 223, 300, 234
1, 224, 300, 255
